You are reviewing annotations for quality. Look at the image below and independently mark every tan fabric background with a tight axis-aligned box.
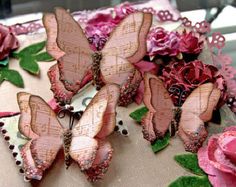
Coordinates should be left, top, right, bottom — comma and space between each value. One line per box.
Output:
0, 33, 221, 187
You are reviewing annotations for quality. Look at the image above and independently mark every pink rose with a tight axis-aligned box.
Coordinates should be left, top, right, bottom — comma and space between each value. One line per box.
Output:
85, 3, 135, 50
147, 27, 180, 57
0, 24, 19, 60
85, 13, 116, 50
198, 126, 236, 187
179, 31, 204, 54
160, 60, 227, 106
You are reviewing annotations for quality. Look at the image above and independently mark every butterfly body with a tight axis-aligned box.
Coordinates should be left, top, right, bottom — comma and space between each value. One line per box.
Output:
91, 51, 103, 90
62, 129, 73, 169
170, 107, 182, 136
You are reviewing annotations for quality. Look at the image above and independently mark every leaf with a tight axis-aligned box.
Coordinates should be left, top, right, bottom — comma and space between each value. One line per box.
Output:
168, 176, 211, 187
0, 58, 9, 66
151, 132, 170, 153
34, 52, 54, 61
174, 154, 206, 176
220, 104, 236, 127
18, 41, 46, 56
129, 107, 148, 123
0, 69, 24, 87
19, 56, 39, 74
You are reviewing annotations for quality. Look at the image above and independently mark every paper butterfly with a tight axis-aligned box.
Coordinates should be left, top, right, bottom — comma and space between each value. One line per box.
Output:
43, 7, 152, 105
14, 84, 119, 182
142, 73, 221, 152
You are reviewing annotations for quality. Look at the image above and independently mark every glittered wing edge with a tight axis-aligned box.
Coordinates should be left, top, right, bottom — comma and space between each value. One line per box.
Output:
127, 13, 152, 63
43, 13, 65, 60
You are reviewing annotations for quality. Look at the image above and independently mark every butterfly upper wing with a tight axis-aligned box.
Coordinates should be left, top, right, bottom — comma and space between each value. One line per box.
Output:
19, 94, 63, 180
70, 84, 119, 171
142, 73, 174, 142
179, 83, 221, 152
96, 84, 120, 138
17, 92, 38, 139
54, 7, 93, 92
100, 12, 152, 86
29, 95, 63, 137
43, 13, 65, 60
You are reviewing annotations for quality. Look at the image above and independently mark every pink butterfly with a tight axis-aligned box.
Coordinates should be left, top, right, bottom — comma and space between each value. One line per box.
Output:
43, 8, 152, 106
142, 73, 221, 152
17, 84, 120, 181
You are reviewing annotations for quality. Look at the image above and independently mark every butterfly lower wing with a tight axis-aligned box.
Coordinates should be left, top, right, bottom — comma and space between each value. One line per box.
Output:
84, 140, 113, 182
47, 64, 74, 104
69, 136, 98, 170
178, 112, 208, 153
17, 92, 38, 139
100, 12, 152, 86
142, 73, 174, 141
21, 136, 62, 180
43, 13, 65, 60
58, 53, 93, 92
29, 95, 63, 137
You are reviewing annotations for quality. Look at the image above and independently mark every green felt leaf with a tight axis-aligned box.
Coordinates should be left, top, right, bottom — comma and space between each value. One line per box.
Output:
129, 107, 148, 123
0, 58, 9, 66
18, 41, 46, 56
174, 154, 206, 176
19, 56, 39, 74
169, 176, 211, 187
0, 68, 24, 87
151, 132, 170, 153
34, 52, 54, 61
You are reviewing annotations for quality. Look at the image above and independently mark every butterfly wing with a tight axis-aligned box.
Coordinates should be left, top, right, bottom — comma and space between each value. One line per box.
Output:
17, 92, 38, 139
100, 12, 152, 85
70, 84, 119, 171
47, 64, 74, 104
179, 83, 221, 152
21, 137, 62, 180
43, 13, 65, 60
19, 94, 63, 180
84, 140, 113, 182
54, 7, 93, 92
142, 73, 174, 142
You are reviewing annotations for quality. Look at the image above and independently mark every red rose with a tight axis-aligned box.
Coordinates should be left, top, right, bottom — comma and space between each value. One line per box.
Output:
147, 27, 180, 57
198, 126, 236, 187
0, 24, 19, 60
160, 60, 227, 106
179, 31, 204, 54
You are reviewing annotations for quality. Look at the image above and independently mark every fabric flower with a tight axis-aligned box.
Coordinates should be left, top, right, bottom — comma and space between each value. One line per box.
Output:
160, 60, 227, 106
0, 24, 19, 60
198, 126, 236, 187
179, 31, 204, 54
147, 27, 180, 57
85, 3, 135, 50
